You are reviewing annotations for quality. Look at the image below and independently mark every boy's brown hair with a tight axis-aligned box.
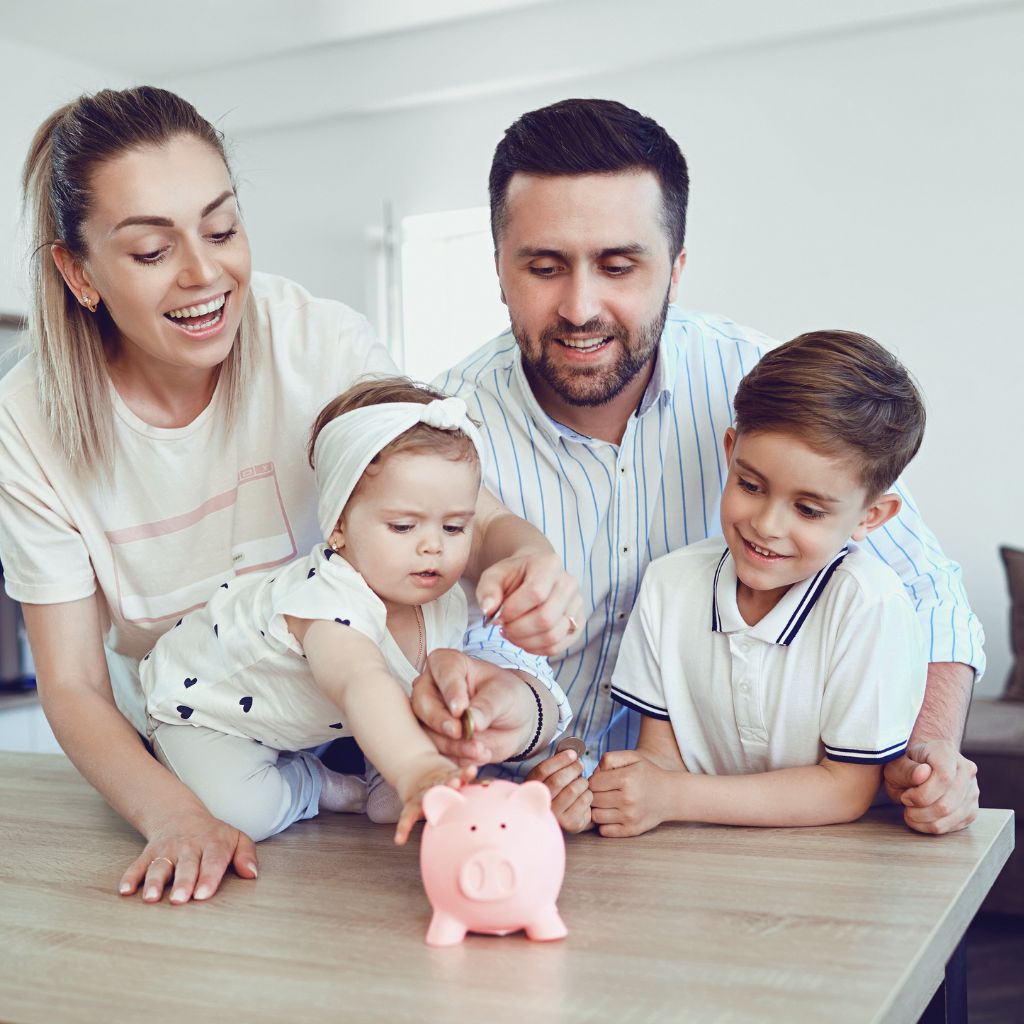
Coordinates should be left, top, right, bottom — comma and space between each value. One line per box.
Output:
307, 376, 480, 473
732, 331, 925, 500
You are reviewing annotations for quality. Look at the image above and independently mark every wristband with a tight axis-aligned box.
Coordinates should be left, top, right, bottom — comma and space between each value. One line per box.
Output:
506, 679, 544, 762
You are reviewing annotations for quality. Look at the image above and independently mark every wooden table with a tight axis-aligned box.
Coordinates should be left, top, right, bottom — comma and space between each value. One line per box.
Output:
0, 753, 1013, 1024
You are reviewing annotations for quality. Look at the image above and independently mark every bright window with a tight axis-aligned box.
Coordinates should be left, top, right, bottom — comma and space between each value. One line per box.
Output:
399, 206, 509, 384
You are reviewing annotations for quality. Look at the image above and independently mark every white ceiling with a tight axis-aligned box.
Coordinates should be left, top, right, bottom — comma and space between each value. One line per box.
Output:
1, 0, 550, 77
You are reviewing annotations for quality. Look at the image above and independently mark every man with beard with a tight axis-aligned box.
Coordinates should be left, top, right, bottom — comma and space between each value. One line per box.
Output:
411, 98, 982, 836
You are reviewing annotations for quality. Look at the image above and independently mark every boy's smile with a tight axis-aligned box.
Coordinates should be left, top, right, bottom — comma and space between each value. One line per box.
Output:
719, 428, 899, 624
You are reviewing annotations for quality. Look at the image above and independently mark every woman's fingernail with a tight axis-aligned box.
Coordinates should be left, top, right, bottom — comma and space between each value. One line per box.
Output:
247, 864, 258, 878
144, 887, 158, 901
194, 885, 211, 900
170, 889, 187, 904
119, 883, 132, 895
443, 721, 460, 737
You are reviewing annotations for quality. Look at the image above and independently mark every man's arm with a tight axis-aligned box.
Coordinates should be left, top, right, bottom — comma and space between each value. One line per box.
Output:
863, 484, 983, 835
883, 662, 979, 834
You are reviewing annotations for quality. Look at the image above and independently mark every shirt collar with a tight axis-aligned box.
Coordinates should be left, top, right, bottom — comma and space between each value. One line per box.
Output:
711, 546, 850, 646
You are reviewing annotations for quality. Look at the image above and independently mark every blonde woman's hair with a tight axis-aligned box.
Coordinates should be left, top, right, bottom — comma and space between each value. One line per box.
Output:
21, 86, 256, 474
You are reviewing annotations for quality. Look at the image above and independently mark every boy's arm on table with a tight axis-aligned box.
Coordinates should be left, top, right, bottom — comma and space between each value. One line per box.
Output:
290, 617, 474, 842
590, 717, 879, 837
865, 484, 982, 834
23, 597, 258, 905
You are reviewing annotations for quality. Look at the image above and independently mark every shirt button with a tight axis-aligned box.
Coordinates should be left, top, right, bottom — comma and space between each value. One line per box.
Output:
620, 466, 627, 474
622, 546, 629, 554
600, 682, 611, 693
617, 613, 626, 621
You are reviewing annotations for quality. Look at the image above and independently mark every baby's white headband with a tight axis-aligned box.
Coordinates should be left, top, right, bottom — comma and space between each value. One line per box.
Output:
313, 396, 486, 539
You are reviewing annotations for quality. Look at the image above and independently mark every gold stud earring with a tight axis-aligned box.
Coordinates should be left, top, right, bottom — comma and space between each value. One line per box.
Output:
80, 292, 98, 313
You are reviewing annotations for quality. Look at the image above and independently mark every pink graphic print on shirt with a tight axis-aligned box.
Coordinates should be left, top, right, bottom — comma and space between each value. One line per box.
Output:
105, 463, 297, 624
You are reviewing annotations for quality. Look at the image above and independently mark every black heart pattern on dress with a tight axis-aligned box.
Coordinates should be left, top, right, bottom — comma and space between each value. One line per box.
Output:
329, 722, 343, 729
335, 618, 350, 626
175, 619, 183, 628
213, 623, 219, 638
239, 696, 253, 713
176, 705, 193, 720
183, 677, 197, 688
323, 548, 335, 561
143, 653, 151, 661
307, 568, 316, 579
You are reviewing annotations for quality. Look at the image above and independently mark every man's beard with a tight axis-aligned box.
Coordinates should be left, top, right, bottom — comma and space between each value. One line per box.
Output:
512, 293, 670, 408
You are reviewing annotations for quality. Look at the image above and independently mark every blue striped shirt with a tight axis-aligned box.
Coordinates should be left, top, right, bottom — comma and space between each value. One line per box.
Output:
435, 306, 985, 772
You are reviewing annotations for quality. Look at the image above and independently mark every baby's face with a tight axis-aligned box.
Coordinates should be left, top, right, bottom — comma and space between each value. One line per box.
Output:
333, 451, 479, 608
719, 428, 878, 608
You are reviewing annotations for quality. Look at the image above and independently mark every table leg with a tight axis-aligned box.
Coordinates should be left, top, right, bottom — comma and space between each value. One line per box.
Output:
918, 936, 967, 1024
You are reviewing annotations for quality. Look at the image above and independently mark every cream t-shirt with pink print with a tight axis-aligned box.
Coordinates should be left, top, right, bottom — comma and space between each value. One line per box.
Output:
0, 273, 395, 732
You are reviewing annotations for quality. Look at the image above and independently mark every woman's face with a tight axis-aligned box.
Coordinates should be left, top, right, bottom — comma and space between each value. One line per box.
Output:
63, 134, 252, 378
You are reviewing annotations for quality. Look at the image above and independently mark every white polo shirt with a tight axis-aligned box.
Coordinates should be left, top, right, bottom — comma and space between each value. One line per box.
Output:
610, 537, 927, 774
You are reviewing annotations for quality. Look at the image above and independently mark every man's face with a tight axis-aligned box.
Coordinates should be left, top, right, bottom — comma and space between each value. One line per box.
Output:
495, 170, 685, 409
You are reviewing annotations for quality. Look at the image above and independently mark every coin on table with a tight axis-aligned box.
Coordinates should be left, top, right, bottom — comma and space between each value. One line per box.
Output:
461, 708, 475, 741
555, 736, 586, 759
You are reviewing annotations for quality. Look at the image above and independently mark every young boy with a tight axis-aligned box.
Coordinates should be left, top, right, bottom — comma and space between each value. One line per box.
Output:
592, 330, 929, 836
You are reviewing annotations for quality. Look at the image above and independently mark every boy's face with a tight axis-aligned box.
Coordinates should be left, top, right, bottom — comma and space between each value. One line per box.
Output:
331, 451, 479, 609
719, 428, 897, 610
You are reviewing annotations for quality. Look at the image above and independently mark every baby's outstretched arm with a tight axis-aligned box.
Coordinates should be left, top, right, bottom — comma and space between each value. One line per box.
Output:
590, 717, 879, 837
288, 616, 474, 843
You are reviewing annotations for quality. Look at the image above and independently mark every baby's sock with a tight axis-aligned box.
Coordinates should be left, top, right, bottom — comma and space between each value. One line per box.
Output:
365, 762, 404, 824
316, 760, 367, 814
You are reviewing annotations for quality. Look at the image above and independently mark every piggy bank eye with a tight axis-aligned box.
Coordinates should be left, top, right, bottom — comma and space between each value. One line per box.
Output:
470, 825, 477, 831
500, 823, 507, 829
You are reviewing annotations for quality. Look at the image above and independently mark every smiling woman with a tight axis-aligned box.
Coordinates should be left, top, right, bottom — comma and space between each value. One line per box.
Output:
0, 86, 577, 909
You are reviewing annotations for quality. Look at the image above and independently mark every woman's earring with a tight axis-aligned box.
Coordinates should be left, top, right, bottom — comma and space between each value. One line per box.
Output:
80, 292, 98, 313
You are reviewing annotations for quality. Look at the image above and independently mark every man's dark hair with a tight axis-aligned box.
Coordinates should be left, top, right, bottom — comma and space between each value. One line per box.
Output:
489, 98, 689, 257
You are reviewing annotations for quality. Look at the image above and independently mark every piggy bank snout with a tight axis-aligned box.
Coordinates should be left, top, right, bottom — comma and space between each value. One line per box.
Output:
458, 847, 517, 902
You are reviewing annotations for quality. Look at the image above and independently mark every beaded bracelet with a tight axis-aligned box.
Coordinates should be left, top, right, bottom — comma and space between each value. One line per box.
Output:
506, 679, 544, 762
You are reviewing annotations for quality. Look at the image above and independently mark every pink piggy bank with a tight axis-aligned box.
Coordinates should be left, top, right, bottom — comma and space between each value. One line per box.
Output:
420, 780, 568, 946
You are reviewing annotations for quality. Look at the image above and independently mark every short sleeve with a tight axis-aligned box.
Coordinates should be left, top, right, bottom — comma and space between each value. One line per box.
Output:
819, 587, 928, 764
0, 386, 96, 604
266, 556, 387, 656
610, 570, 670, 720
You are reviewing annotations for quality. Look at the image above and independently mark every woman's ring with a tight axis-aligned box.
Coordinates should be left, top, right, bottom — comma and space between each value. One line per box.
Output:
567, 615, 579, 635
150, 856, 175, 870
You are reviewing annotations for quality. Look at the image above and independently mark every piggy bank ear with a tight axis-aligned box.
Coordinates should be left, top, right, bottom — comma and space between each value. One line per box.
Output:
422, 785, 466, 824
510, 780, 553, 815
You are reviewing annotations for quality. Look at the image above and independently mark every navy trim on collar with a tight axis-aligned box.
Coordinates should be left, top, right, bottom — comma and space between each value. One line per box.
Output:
711, 546, 850, 646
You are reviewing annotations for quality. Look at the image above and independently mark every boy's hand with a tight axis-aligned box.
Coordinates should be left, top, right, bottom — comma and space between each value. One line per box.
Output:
883, 740, 979, 834
526, 748, 593, 833
393, 760, 477, 845
589, 750, 675, 838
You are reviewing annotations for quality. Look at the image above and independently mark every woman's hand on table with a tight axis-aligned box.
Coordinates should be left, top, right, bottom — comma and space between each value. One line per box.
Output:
119, 810, 258, 904
475, 551, 583, 656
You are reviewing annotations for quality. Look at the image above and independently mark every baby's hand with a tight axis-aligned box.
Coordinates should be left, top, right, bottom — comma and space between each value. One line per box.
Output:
393, 761, 477, 845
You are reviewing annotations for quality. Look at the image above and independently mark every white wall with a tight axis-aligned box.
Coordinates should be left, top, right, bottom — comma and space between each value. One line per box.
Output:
165, 4, 1022, 695
0, 39, 125, 314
